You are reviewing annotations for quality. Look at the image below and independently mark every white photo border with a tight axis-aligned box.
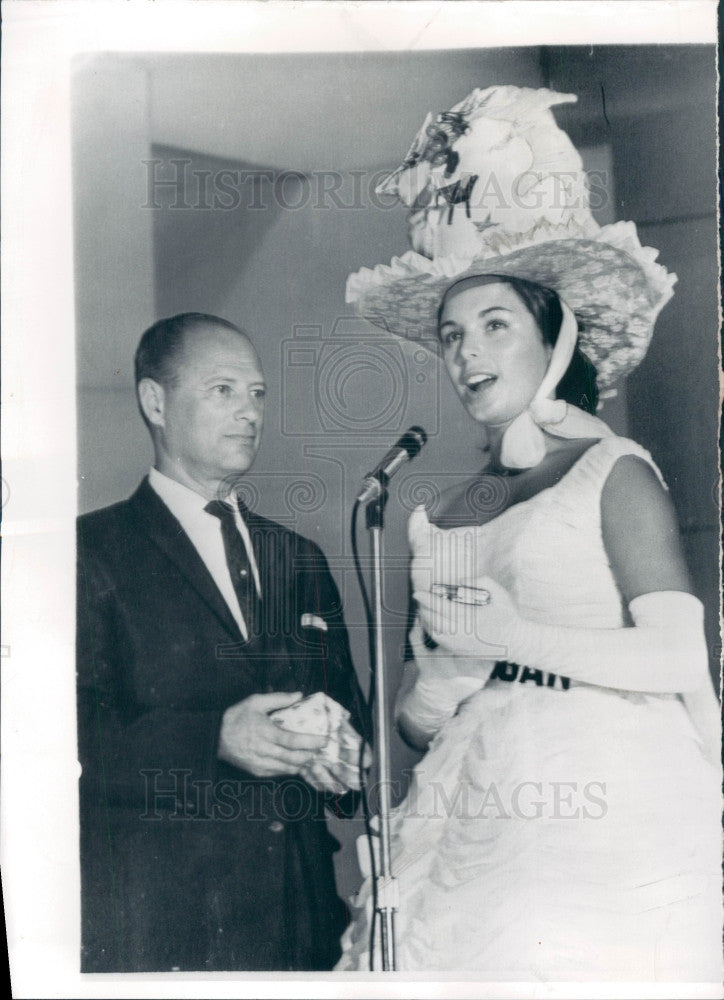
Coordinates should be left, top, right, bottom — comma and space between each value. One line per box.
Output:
2, 2, 720, 998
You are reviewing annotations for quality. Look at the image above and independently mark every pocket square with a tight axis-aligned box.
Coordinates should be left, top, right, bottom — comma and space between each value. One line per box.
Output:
300, 613, 328, 631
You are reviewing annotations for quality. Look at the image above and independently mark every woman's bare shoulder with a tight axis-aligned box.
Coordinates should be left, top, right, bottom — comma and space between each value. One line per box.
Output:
601, 453, 690, 601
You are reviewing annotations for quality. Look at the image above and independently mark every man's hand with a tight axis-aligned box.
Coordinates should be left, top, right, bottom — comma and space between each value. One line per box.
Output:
218, 692, 328, 777
299, 717, 372, 795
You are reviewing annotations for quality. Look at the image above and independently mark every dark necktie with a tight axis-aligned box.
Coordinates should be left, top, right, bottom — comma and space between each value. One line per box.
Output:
204, 499, 261, 640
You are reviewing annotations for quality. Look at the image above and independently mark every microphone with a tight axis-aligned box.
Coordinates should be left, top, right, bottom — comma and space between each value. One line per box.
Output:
356, 426, 427, 503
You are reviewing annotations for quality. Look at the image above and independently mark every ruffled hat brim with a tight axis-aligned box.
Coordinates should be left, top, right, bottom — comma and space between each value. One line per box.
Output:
347, 221, 676, 391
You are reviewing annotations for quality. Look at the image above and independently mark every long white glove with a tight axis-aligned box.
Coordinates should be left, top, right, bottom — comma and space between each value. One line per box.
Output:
414, 581, 712, 696
394, 622, 493, 743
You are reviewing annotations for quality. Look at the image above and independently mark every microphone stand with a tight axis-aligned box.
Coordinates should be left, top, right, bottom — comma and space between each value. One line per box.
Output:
365, 487, 398, 971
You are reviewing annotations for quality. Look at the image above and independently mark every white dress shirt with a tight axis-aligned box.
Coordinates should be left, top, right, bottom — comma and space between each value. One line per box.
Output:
148, 467, 261, 640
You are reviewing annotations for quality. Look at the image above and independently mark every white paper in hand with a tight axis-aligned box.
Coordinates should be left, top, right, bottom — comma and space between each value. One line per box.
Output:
270, 692, 366, 791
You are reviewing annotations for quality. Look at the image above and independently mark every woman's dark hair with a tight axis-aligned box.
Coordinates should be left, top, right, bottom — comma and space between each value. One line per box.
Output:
438, 274, 599, 414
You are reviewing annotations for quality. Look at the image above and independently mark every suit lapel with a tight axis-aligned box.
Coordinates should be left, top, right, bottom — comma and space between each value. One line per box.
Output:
128, 478, 243, 642
241, 507, 281, 614
242, 506, 312, 692
126, 481, 310, 691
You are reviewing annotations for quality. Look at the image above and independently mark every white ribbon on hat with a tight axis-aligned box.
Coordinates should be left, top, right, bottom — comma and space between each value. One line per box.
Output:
500, 300, 613, 469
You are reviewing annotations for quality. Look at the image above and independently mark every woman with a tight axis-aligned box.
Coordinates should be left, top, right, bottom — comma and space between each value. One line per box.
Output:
337, 86, 721, 978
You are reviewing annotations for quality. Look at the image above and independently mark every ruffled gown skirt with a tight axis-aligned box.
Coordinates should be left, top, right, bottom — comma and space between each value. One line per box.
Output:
337, 680, 722, 979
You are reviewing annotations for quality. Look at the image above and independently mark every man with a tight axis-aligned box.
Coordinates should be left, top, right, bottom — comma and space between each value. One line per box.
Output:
77, 313, 369, 972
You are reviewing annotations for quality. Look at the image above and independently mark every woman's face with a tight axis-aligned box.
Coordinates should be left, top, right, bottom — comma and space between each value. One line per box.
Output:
438, 280, 553, 428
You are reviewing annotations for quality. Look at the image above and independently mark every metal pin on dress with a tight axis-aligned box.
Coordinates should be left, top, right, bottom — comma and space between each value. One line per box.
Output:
431, 583, 492, 606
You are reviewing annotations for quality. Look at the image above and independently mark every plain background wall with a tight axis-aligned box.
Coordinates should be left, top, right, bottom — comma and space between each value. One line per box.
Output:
73, 45, 720, 901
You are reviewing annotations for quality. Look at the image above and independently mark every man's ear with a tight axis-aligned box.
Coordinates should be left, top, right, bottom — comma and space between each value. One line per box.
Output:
138, 378, 166, 428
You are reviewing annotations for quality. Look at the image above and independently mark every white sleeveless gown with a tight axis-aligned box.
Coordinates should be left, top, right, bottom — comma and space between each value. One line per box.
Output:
337, 437, 722, 979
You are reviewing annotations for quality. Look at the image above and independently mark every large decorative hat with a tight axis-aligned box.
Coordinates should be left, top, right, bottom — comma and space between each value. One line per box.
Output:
347, 85, 676, 395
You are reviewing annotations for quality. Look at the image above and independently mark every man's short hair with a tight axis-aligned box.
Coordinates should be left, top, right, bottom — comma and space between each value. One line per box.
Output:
134, 312, 243, 390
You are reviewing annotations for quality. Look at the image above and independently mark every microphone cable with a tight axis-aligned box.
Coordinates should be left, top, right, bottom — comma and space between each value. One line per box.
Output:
350, 497, 380, 971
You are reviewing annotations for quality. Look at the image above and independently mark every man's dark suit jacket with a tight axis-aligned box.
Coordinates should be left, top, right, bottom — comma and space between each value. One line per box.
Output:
77, 478, 369, 972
